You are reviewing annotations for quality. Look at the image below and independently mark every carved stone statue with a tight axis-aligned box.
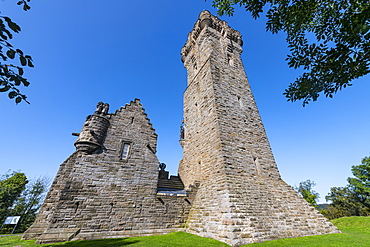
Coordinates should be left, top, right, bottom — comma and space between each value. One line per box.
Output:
95, 102, 104, 114
180, 121, 185, 140
102, 103, 109, 115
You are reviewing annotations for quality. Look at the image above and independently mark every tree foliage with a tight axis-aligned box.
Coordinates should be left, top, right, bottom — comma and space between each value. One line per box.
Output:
211, 0, 370, 105
0, 171, 28, 221
323, 186, 370, 219
347, 156, 370, 206
322, 156, 370, 219
294, 179, 319, 208
0, 0, 33, 104
7, 176, 50, 233
0, 171, 49, 234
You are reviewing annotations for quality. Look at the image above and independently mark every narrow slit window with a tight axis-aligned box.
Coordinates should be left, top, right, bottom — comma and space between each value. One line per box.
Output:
121, 143, 131, 160
237, 96, 243, 108
253, 157, 261, 176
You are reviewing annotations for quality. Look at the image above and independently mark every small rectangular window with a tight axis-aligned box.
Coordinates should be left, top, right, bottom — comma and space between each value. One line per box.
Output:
121, 143, 131, 160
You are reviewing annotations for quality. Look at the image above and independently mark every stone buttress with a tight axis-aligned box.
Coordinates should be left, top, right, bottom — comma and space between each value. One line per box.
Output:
178, 10, 340, 246
22, 99, 197, 244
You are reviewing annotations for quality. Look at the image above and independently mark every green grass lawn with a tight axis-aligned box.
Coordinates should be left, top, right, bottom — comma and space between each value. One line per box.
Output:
0, 231, 229, 247
1, 217, 369, 247
245, 216, 370, 247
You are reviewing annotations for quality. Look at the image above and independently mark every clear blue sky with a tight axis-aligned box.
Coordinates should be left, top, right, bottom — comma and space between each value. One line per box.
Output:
1, 0, 369, 203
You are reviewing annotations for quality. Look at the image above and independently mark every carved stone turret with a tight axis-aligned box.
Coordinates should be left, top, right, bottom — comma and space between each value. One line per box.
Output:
74, 102, 110, 154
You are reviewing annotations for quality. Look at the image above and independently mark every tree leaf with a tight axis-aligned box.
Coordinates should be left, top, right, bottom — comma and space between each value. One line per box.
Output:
8, 91, 17, 99
3, 17, 21, 33
6, 49, 16, 59
22, 79, 30, 87
17, 67, 24, 75
0, 85, 11, 92
16, 49, 24, 56
26, 56, 34, 67
19, 56, 26, 66
23, 3, 31, 11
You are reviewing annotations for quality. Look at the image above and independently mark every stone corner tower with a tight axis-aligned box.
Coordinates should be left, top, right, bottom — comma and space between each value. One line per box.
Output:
178, 10, 340, 246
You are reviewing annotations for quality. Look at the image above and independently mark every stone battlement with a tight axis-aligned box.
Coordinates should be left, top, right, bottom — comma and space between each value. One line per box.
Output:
182, 10, 243, 61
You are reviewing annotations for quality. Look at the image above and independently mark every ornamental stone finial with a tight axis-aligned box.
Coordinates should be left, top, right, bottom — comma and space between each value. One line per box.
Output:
159, 163, 166, 171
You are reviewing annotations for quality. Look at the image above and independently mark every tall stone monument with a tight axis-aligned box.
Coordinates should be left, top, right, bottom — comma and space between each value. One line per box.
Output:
178, 10, 339, 246
23, 10, 340, 247
179, 11, 338, 246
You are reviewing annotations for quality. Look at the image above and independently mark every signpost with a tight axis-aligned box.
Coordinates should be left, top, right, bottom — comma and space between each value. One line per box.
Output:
1, 216, 21, 234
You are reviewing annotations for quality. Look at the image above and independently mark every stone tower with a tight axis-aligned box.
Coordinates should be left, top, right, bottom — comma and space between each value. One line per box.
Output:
179, 10, 339, 246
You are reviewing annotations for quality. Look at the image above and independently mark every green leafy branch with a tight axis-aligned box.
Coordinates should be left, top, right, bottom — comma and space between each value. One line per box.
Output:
211, 0, 370, 105
0, 0, 33, 104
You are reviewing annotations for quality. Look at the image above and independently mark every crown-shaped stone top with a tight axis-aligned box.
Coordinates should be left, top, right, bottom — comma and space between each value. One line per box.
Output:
181, 10, 243, 62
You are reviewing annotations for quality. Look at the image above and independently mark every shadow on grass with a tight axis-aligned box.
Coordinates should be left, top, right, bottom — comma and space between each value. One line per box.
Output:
43, 238, 140, 247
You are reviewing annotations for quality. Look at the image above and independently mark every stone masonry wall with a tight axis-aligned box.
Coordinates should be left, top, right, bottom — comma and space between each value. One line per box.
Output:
23, 99, 197, 244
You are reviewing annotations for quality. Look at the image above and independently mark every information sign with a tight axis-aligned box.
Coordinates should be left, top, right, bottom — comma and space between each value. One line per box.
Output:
4, 216, 21, 225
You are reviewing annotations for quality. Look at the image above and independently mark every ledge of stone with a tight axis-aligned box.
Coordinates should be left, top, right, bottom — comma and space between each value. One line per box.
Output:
35, 228, 80, 244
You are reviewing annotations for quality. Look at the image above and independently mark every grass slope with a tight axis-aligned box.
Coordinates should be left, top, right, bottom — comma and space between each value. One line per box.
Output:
245, 216, 370, 247
0, 231, 229, 247
0, 217, 369, 246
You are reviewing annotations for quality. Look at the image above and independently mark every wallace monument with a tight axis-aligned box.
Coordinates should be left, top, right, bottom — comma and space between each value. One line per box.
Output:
23, 11, 340, 246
